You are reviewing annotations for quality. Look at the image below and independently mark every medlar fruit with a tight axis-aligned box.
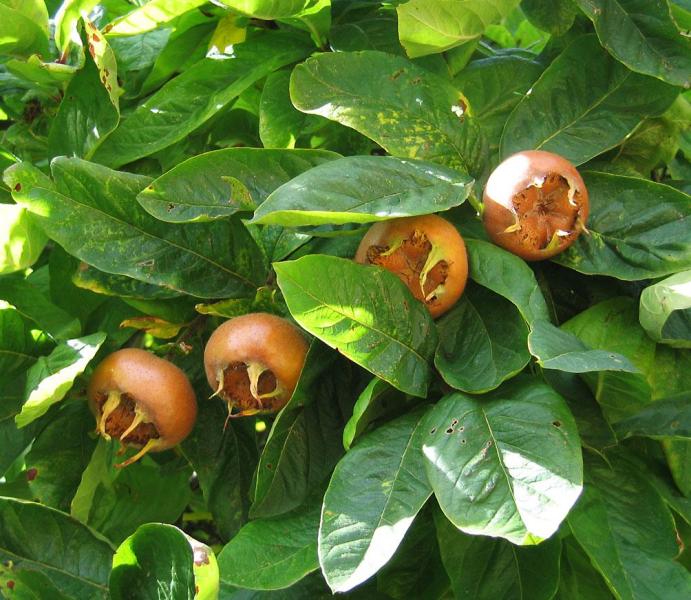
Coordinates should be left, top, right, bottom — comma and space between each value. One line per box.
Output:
483, 150, 589, 261
204, 313, 308, 418
87, 348, 197, 467
354, 214, 468, 318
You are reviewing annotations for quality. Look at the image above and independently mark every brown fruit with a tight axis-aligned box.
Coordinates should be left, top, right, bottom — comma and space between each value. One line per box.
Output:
204, 313, 308, 418
87, 348, 197, 468
483, 150, 589, 261
354, 214, 468, 318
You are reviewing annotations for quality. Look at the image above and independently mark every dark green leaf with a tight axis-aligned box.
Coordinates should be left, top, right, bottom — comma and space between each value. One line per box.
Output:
0, 306, 41, 378
639, 270, 691, 348
614, 394, 691, 441
290, 50, 487, 176
501, 35, 679, 165
275, 255, 437, 397
522, 0, 579, 36
558, 537, 614, 600
110, 523, 195, 600
137, 148, 338, 223
574, 0, 691, 87
434, 509, 561, 600
528, 319, 639, 373
0, 374, 37, 477
218, 498, 320, 590
15, 332, 105, 427
251, 156, 473, 226
319, 409, 432, 592
72, 263, 181, 300
0, 497, 113, 599
16, 157, 266, 298
556, 172, 691, 280
422, 377, 583, 544
435, 283, 530, 393
93, 31, 312, 167
568, 452, 691, 600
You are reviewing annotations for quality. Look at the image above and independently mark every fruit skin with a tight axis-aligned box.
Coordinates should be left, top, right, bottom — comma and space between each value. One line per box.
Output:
204, 312, 308, 415
483, 150, 589, 261
354, 214, 468, 318
87, 348, 197, 452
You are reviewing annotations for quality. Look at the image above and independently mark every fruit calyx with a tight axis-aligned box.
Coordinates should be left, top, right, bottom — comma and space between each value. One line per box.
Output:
365, 229, 449, 305
94, 389, 165, 468
211, 360, 287, 418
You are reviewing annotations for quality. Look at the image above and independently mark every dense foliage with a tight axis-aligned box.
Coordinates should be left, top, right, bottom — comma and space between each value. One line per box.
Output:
1, 1, 690, 598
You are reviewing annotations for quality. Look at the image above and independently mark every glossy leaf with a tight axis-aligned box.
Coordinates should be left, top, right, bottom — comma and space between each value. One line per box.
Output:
137, 148, 338, 223
15, 157, 266, 299
218, 498, 320, 590
319, 409, 432, 592
110, 524, 195, 600
291, 50, 487, 176
464, 239, 550, 326
0, 306, 40, 378
569, 453, 691, 600
396, 0, 521, 58
275, 255, 437, 397
435, 283, 530, 393
0, 497, 113, 599
639, 270, 691, 348
528, 319, 639, 373
613, 394, 691, 441
252, 156, 473, 226
93, 31, 312, 167
575, 0, 691, 87
556, 172, 691, 280
259, 70, 307, 149
422, 378, 583, 544
435, 510, 561, 600
501, 35, 679, 165
105, 0, 208, 35
15, 332, 105, 427
0, 0, 49, 56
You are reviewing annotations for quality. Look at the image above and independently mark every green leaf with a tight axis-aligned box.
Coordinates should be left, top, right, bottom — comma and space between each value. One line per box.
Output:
215, 0, 325, 19
0, 0, 49, 56
574, 0, 691, 87
613, 394, 691, 441
0, 497, 113, 599
501, 35, 679, 165
259, 70, 307, 149
422, 377, 583, 544
48, 21, 120, 160
556, 172, 691, 280
15, 332, 105, 427
188, 535, 220, 600
319, 409, 432, 593
568, 452, 691, 600
0, 203, 47, 275
16, 157, 266, 299
54, 0, 99, 53
0, 306, 41, 378
181, 400, 257, 541
251, 156, 473, 226
0, 277, 81, 341
290, 50, 487, 177
639, 270, 691, 348
275, 255, 437, 397
218, 498, 320, 590
558, 537, 614, 600
72, 262, 181, 299
105, 0, 208, 35
396, 0, 521, 58
0, 374, 38, 477
23, 404, 97, 512
522, 0, 579, 36
93, 31, 312, 168
454, 54, 543, 156
464, 239, 550, 326
250, 342, 345, 519
137, 148, 339, 223
435, 509, 561, 600
435, 283, 530, 393
110, 523, 195, 600
528, 319, 639, 373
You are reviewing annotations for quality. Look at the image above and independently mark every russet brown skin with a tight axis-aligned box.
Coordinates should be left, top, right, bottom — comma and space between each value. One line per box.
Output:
354, 214, 468, 318
204, 313, 308, 415
87, 348, 197, 451
483, 150, 589, 261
